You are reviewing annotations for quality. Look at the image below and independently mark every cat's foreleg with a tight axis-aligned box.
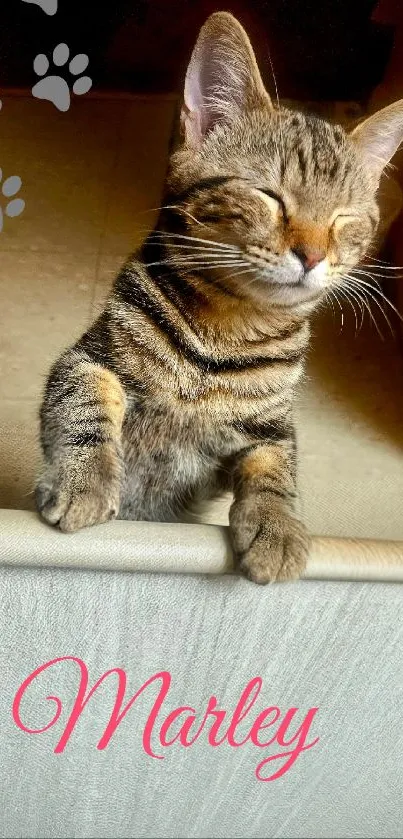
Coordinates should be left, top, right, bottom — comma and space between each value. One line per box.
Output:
35, 350, 126, 532
229, 438, 309, 584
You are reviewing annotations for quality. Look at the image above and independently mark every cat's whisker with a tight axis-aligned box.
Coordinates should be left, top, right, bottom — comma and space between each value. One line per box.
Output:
353, 290, 381, 336
171, 254, 248, 264
356, 263, 403, 284
346, 284, 369, 333
147, 231, 241, 252
341, 275, 393, 338
338, 276, 375, 329
355, 291, 387, 340
349, 284, 366, 328
340, 281, 380, 337
338, 284, 359, 333
351, 268, 383, 289
354, 290, 366, 332
362, 255, 403, 270
340, 281, 365, 331
160, 243, 244, 255
173, 262, 250, 271
357, 267, 403, 281
328, 288, 345, 332
363, 253, 386, 263
345, 274, 403, 324
360, 264, 403, 276
326, 289, 337, 323
224, 265, 259, 285
361, 260, 403, 269
144, 259, 249, 270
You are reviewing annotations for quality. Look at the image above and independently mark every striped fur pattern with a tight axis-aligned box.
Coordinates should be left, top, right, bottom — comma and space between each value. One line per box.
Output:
36, 13, 403, 583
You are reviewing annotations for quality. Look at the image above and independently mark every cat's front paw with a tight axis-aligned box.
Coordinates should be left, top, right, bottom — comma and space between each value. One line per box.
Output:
229, 494, 309, 584
35, 449, 121, 532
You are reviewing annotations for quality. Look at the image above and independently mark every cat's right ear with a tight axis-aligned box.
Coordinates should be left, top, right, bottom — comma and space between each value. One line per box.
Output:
181, 11, 272, 148
350, 99, 403, 184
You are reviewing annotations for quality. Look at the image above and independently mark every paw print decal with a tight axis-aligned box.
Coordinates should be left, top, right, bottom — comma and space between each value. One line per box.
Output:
21, 0, 58, 15
32, 44, 92, 112
0, 172, 25, 233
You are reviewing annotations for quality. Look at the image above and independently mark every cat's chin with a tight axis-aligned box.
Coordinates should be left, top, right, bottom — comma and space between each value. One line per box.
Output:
269, 285, 323, 309
246, 275, 324, 309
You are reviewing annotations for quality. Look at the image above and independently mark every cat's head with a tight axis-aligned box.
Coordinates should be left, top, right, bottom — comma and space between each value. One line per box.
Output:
166, 12, 403, 309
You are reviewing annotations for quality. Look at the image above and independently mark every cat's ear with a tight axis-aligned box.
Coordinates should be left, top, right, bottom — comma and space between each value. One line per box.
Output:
181, 11, 272, 147
350, 99, 403, 183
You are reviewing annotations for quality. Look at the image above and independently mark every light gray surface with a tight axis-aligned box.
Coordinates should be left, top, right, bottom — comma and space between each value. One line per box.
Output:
1, 566, 403, 838
2, 510, 403, 581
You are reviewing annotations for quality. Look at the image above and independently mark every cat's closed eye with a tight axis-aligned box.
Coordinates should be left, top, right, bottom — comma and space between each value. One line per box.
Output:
255, 188, 288, 222
331, 214, 372, 243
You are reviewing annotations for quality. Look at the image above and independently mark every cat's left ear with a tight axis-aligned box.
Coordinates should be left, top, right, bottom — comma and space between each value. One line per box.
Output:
350, 99, 403, 183
181, 11, 272, 148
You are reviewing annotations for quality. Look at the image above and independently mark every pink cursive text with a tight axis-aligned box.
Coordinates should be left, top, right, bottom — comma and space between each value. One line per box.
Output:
12, 657, 320, 782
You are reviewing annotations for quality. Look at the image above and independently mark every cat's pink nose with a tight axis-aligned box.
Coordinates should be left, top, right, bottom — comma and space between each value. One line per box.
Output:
292, 247, 325, 272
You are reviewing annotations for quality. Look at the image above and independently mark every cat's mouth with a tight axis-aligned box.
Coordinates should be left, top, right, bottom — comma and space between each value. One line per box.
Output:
244, 251, 323, 288
249, 266, 327, 305
190, 252, 327, 302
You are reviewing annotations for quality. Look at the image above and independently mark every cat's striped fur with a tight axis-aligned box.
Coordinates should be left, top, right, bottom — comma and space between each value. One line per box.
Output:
36, 12, 403, 583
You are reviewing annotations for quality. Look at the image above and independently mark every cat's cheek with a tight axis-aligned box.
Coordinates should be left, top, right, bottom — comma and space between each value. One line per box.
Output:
331, 221, 373, 264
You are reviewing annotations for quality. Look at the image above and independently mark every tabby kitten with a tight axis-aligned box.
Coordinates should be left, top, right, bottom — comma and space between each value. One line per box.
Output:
36, 12, 403, 583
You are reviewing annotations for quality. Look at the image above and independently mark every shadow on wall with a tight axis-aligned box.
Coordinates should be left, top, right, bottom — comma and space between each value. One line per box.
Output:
306, 299, 403, 453
0, 0, 394, 100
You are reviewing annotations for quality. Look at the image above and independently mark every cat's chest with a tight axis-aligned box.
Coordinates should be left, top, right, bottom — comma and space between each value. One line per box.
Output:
136, 349, 303, 415
122, 397, 241, 462
120, 400, 239, 513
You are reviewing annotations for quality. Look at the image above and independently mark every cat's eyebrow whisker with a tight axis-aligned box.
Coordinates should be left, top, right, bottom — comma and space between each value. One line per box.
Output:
161, 205, 214, 230
135, 206, 171, 215
140, 204, 215, 231
135, 205, 211, 227
267, 49, 285, 166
